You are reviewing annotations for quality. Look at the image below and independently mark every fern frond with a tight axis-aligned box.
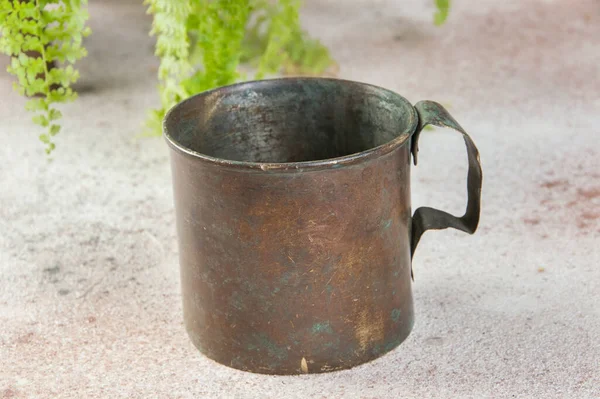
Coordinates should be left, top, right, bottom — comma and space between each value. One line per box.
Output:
0, 0, 90, 154
184, 0, 251, 91
144, 0, 334, 137
144, 0, 193, 134
241, 0, 334, 77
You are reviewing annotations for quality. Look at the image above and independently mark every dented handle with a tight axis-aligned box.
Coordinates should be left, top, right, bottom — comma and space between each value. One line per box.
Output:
410, 101, 483, 275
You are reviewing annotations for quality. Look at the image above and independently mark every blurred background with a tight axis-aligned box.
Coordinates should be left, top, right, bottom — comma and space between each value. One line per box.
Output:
1, 1, 598, 398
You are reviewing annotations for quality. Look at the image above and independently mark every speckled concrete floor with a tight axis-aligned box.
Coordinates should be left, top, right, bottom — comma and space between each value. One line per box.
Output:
1, 0, 599, 398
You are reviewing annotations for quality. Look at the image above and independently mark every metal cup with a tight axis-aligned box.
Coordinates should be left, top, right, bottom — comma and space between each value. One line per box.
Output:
164, 77, 482, 375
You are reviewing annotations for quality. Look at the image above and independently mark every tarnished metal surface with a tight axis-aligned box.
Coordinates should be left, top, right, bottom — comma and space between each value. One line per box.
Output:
164, 78, 482, 375
410, 100, 483, 275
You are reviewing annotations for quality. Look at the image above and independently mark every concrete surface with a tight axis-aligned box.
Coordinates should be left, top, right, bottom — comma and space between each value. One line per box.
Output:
1, 0, 599, 398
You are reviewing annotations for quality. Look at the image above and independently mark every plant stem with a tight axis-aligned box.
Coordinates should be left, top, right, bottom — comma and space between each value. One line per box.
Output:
34, 0, 50, 110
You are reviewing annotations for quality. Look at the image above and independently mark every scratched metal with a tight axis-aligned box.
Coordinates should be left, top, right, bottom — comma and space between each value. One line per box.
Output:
164, 78, 482, 375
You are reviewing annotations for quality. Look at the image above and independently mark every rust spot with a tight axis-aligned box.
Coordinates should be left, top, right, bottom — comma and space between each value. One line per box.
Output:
237, 219, 255, 242
580, 212, 599, 220
523, 217, 540, 225
15, 332, 34, 345
577, 187, 600, 200
87, 316, 96, 323
537, 267, 545, 273
2, 389, 16, 398
529, 153, 600, 237
540, 180, 569, 189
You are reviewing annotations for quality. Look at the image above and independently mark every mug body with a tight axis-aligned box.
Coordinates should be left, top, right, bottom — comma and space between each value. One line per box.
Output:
164, 78, 419, 374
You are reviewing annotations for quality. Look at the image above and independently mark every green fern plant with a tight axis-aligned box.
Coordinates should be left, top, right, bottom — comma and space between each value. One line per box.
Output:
241, 0, 335, 77
0, 0, 90, 154
1, 0, 450, 150
143, 0, 336, 136
142, 0, 193, 135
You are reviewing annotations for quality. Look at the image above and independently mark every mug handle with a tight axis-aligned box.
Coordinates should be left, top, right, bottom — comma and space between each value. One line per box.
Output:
410, 101, 483, 276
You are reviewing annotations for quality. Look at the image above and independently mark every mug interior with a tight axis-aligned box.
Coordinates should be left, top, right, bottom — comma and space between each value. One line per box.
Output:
164, 78, 416, 164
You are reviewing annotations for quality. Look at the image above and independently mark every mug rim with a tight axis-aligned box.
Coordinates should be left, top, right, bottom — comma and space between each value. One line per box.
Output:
163, 77, 418, 172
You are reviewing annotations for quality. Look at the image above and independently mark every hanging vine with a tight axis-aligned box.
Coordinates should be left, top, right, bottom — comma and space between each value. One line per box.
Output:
0, 0, 91, 154
1, 0, 451, 151
143, 0, 335, 136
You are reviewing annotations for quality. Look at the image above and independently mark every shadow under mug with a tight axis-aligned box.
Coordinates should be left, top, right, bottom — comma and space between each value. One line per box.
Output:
163, 77, 482, 375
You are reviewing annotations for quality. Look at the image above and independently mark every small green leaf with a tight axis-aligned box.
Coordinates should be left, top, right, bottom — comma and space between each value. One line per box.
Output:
25, 98, 48, 112
45, 142, 56, 154
49, 124, 61, 136
434, 0, 450, 26
15, 84, 25, 96
17, 52, 30, 66
48, 108, 62, 121
32, 114, 49, 127
39, 133, 50, 144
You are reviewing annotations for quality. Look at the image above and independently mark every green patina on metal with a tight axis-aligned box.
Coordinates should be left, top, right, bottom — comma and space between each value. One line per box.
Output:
247, 343, 258, 351
251, 333, 288, 361
384, 337, 405, 353
312, 321, 333, 335
391, 308, 402, 322
325, 284, 334, 298
230, 291, 245, 310
322, 334, 341, 351
370, 336, 405, 356
279, 270, 293, 284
